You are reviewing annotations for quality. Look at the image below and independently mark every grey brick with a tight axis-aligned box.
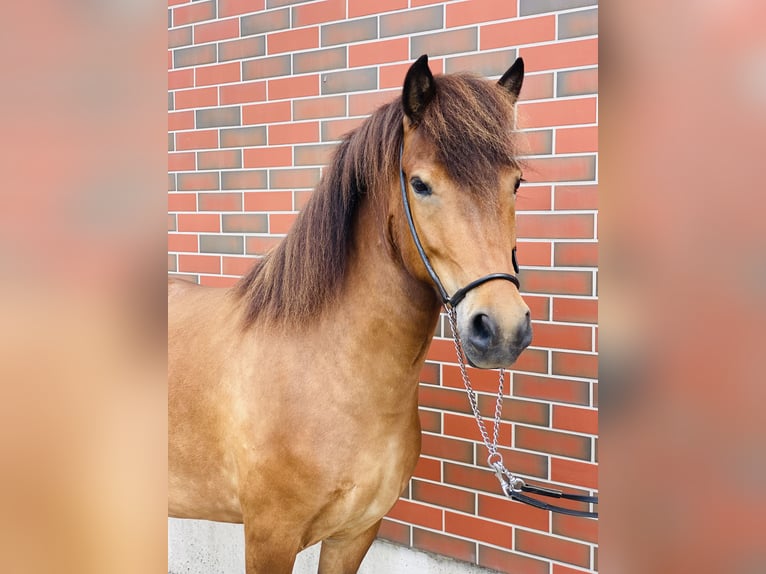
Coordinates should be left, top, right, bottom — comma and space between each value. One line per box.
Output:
200, 234, 244, 254
520, 0, 596, 17
241, 8, 289, 36
321, 18, 377, 47
196, 107, 241, 129
321, 67, 377, 95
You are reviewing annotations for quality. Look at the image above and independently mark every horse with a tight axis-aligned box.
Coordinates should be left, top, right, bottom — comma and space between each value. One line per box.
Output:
168, 54, 531, 573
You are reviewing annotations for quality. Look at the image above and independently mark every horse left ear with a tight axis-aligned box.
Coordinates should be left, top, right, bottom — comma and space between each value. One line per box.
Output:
498, 57, 524, 100
402, 54, 436, 126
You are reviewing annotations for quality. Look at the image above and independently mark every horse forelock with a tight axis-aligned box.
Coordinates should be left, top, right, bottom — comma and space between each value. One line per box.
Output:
235, 72, 521, 327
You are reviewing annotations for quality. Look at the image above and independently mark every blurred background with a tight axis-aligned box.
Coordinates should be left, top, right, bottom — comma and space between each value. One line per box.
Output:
0, 1, 763, 573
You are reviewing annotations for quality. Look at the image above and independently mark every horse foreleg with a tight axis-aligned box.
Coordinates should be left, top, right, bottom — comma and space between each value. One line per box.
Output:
317, 520, 381, 574
242, 521, 300, 574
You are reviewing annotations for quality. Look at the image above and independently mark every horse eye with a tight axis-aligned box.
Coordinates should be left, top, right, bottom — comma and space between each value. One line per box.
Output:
410, 177, 432, 196
514, 177, 526, 193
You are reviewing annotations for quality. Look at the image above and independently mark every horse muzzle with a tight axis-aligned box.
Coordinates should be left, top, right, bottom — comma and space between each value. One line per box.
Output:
459, 307, 532, 369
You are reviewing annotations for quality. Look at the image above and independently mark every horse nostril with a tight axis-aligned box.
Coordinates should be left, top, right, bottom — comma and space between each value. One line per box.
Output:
468, 313, 496, 353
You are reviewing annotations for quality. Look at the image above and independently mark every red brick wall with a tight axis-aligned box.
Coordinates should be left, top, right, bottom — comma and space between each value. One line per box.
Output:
168, 1, 598, 571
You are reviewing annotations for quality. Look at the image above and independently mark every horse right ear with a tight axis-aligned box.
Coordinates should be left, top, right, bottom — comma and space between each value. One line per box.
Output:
402, 54, 435, 126
498, 57, 524, 101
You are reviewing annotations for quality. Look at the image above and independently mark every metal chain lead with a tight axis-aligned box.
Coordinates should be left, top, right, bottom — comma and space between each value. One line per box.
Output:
445, 306, 525, 494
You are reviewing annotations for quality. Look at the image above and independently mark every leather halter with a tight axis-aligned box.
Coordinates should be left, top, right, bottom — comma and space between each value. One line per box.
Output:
399, 144, 520, 308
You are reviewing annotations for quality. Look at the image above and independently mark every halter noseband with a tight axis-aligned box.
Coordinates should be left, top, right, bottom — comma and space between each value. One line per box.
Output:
399, 143, 520, 308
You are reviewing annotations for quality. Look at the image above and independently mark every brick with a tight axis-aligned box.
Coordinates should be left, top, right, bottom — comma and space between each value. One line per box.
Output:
419, 362, 440, 385
220, 81, 267, 105
270, 213, 298, 233
169, 92, 175, 112
268, 74, 319, 100
169, 69, 194, 90
293, 95, 346, 120
321, 67, 377, 95
178, 254, 221, 274
478, 494, 549, 533
293, 46, 347, 74
218, 0, 265, 18
198, 192, 242, 211
173, 1, 216, 26
523, 156, 596, 183
168, 233, 198, 253
556, 125, 597, 154
411, 28, 478, 59
520, 0, 596, 16
197, 149, 242, 170
517, 213, 594, 239
244, 191, 293, 211
443, 462, 503, 495
445, 512, 512, 548
419, 408, 441, 433
439, 364, 510, 395
380, 6, 443, 38
175, 129, 218, 151
196, 106, 241, 128
419, 385, 473, 415
174, 44, 217, 68
520, 38, 598, 72
387, 499, 442, 530
482, 16, 556, 50
243, 101, 292, 124
268, 26, 319, 55
174, 86, 217, 110
554, 185, 597, 210
447, 0, 517, 27
168, 253, 177, 272
552, 511, 598, 544
444, 412, 511, 446
200, 234, 244, 254
321, 17, 377, 47
552, 350, 597, 380
349, 0, 406, 18
243, 145, 293, 168
379, 59, 443, 89
421, 433, 474, 464
168, 133, 175, 152
518, 72, 555, 101
554, 242, 597, 267
222, 255, 256, 276
518, 129, 553, 156
445, 50, 517, 77
220, 126, 267, 148
520, 98, 596, 129
349, 38, 408, 68
531, 321, 592, 351
321, 117, 365, 141
412, 456, 441, 482
168, 151, 195, 172
292, 0, 345, 27
269, 168, 320, 189
242, 54, 292, 80
267, 0, 314, 7
293, 143, 336, 166
177, 172, 219, 191
169, 110, 194, 131
241, 8, 289, 36
194, 18, 239, 44
268, 122, 318, 145
293, 190, 310, 209
412, 528, 476, 565
550, 458, 597, 490
552, 297, 597, 324
479, 545, 549, 574
516, 426, 591, 460
514, 374, 590, 406
218, 36, 266, 62
478, 396, 550, 427
348, 89, 398, 116
169, 26, 192, 49
557, 67, 598, 97
559, 7, 597, 39
168, 214, 176, 232
169, 273, 199, 284
553, 404, 598, 435
475, 443, 549, 479
169, 191, 197, 213
522, 295, 550, 323
377, 519, 410, 546
246, 235, 284, 255
221, 170, 268, 189
222, 214, 268, 233
196, 61, 241, 86
177, 213, 221, 233
516, 529, 591, 568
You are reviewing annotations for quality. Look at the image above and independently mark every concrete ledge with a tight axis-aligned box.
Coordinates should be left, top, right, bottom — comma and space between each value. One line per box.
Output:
169, 518, 500, 574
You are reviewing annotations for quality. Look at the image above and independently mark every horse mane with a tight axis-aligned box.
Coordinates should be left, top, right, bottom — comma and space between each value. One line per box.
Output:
235, 72, 521, 326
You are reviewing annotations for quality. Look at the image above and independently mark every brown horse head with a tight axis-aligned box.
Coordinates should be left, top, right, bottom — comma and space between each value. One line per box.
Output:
396, 55, 531, 368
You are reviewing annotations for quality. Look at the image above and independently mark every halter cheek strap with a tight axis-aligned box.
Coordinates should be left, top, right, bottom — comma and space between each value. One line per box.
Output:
399, 143, 520, 308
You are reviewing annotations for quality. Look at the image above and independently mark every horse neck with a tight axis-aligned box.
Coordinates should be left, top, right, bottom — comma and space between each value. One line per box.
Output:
335, 187, 442, 374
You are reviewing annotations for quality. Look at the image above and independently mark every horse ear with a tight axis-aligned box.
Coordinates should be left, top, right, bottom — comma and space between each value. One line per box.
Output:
498, 57, 524, 100
402, 54, 435, 126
